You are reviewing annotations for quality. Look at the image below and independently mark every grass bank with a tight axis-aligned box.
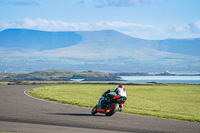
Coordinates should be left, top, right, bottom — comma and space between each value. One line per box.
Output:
27, 84, 200, 122
0, 82, 14, 85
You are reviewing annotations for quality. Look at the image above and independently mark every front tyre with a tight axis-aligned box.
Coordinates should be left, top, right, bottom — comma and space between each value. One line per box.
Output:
91, 105, 97, 115
105, 103, 119, 116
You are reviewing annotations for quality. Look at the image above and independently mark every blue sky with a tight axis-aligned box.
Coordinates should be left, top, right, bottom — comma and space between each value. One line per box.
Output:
0, 0, 200, 40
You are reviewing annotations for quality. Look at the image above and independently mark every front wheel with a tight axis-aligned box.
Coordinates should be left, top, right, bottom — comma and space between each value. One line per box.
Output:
91, 105, 97, 115
105, 103, 119, 116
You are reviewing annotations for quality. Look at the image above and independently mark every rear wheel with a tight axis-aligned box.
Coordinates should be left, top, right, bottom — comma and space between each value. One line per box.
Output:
105, 103, 119, 116
91, 105, 97, 115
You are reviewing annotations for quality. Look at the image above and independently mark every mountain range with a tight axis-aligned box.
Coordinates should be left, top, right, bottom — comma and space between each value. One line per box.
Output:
0, 29, 200, 73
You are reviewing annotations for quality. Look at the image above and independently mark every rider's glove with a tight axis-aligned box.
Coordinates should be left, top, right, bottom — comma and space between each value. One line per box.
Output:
103, 90, 110, 97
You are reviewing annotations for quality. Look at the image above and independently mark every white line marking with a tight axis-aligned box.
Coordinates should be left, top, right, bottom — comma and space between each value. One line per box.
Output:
24, 89, 65, 105
24, 89, 91, 109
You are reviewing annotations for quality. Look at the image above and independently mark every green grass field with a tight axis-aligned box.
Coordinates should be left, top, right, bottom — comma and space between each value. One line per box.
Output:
27, 84, 200, 122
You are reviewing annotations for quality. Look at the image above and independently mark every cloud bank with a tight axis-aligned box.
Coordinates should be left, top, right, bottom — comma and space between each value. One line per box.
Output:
189, 21, 200, 33
0, 18, 200, 40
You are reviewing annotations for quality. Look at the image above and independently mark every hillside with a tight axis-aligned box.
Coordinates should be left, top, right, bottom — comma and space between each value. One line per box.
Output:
1, 29, 199, 57
1, 70, 119, 81
156, 38, 200, 57
0, 29, 82, 50
0, 29, 200, 72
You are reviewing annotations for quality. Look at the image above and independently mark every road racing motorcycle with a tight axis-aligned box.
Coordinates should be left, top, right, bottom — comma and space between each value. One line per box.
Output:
91, 93, 127, 116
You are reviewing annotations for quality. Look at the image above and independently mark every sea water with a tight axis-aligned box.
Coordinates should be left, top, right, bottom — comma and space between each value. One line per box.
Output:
120, 76, 200, 84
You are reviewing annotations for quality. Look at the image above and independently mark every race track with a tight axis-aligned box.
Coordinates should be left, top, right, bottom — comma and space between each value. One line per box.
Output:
0, 85, 199, 133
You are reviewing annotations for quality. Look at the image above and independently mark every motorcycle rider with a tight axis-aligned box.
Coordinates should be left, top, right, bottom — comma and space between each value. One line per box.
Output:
98, 84, 126, 111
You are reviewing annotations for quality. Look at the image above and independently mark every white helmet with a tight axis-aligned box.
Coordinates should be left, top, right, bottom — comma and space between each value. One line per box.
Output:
116, 85, 126, 97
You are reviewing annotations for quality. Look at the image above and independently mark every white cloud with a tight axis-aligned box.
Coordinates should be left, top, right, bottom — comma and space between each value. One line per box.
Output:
0, 18, 153, 32
160, 22, 200, 39
0, 18, 200, 40
0, 18, 91, 31
189, 21, 200, 33
95, 21, 153, 28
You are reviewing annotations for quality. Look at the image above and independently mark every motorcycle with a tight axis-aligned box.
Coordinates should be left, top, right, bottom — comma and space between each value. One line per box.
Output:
91, 93, 127, 116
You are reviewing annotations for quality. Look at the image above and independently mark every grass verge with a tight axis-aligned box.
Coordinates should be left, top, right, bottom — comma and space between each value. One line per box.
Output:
27, 84, 200, 122
0, 82, 14, 85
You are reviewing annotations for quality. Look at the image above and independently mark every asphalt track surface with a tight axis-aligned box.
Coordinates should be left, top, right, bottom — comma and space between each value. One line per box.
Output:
0, 85, 200, 133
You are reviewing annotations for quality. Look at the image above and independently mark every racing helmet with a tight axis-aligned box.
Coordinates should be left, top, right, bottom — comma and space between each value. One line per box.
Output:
116, 84, 126, 97
118, 84, 124, 88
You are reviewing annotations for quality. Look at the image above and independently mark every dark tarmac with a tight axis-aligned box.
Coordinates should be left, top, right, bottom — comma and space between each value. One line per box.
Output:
0, 85, 199, 133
